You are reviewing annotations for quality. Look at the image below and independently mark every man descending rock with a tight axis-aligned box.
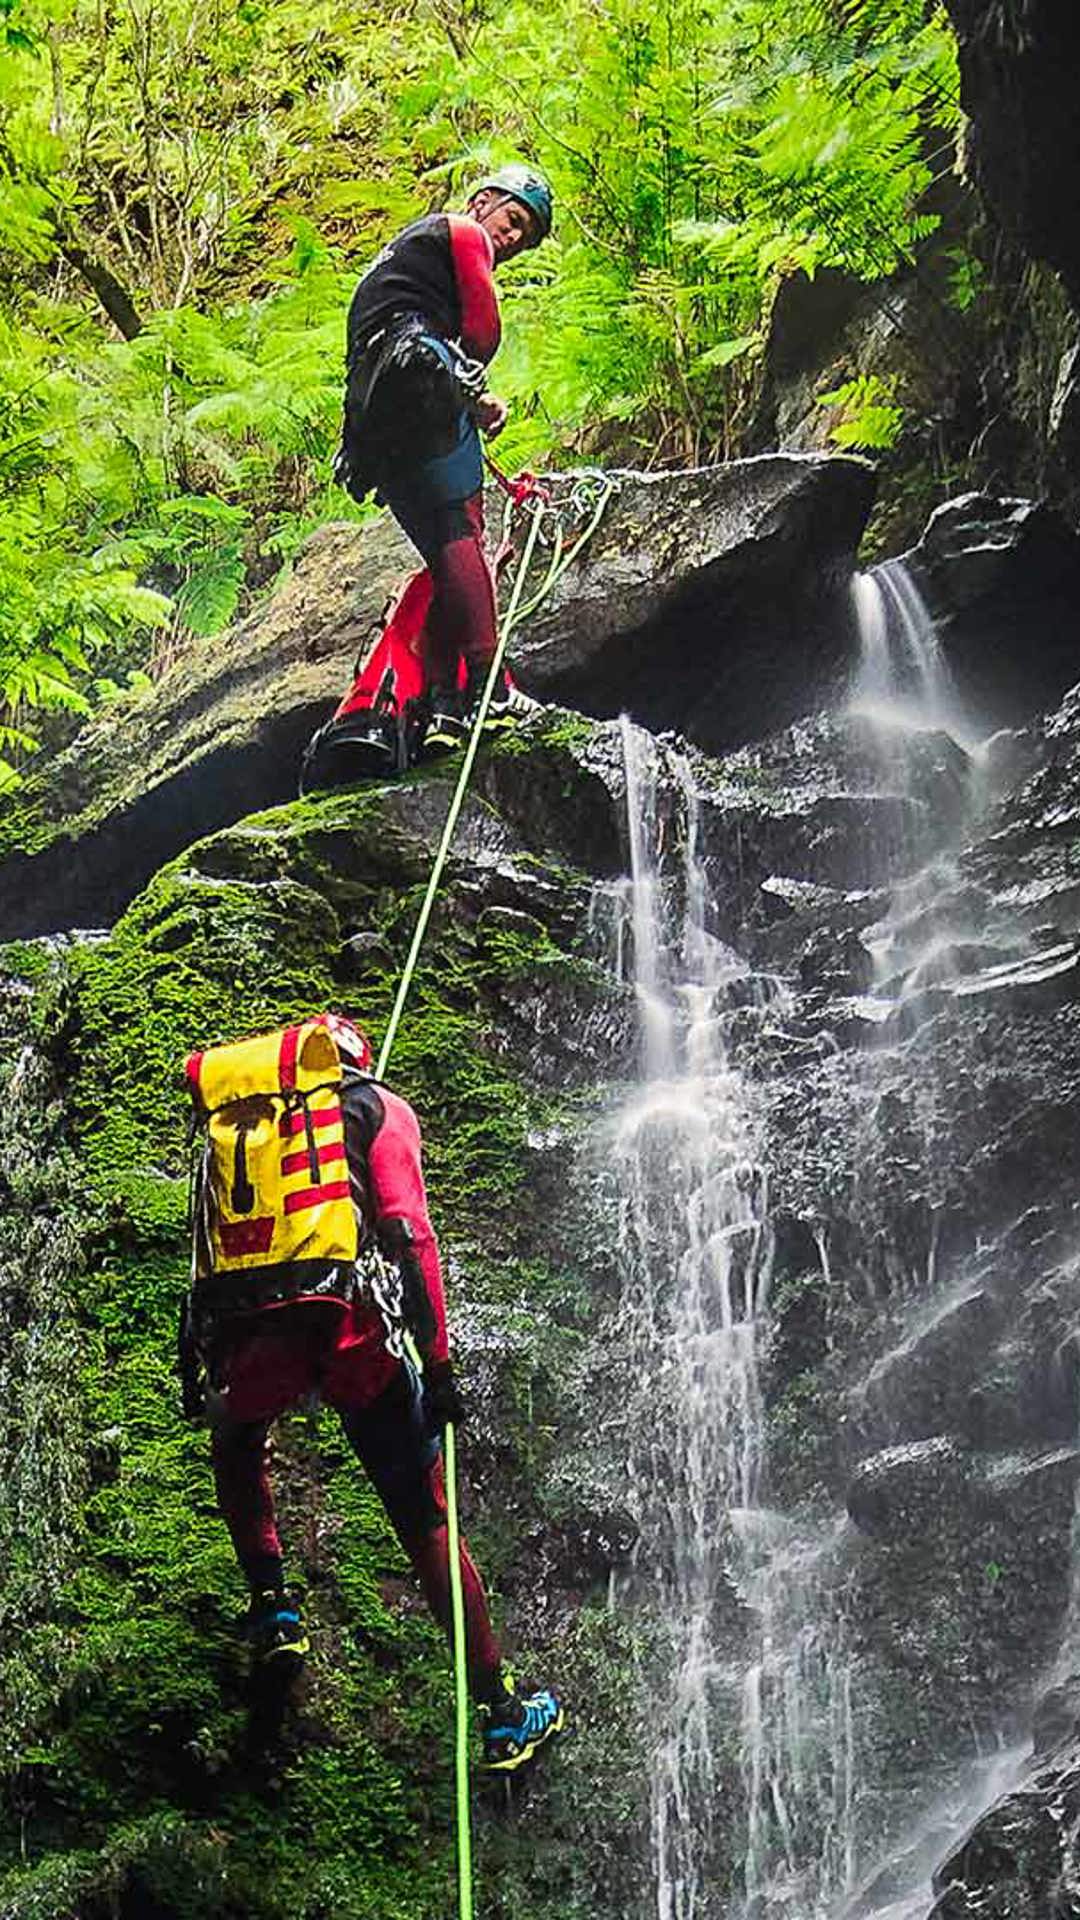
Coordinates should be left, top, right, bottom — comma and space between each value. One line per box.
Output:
328, 164, 552, 767
179, 1012, 563, 1772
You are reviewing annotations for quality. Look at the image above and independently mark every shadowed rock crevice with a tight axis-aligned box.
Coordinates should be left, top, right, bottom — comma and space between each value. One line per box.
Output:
943, 0, 1080, 315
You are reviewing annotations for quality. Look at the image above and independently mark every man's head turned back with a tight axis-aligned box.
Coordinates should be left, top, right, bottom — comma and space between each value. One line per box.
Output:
466, 163, 553, 264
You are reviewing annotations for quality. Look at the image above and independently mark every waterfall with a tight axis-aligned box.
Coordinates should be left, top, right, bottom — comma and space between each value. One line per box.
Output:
605, 558, 1046, 1919
611, 716, 769, 1918
603, 558, 1079, 1920
849, 562, 976, 753
609, 717, 860, 1920
832, 564, 1045, 1918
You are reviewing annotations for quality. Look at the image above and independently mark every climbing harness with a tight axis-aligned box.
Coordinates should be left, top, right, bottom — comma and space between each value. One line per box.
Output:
373, 464, 614, 1920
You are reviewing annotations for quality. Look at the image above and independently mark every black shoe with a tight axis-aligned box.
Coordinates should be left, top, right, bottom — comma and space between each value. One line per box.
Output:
423, 686, 468, 751
300, 713, 399, 793
246, 1589, 310, 1666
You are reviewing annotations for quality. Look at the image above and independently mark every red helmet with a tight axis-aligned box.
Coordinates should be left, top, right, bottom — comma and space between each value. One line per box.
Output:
323, 1012, 373, 1073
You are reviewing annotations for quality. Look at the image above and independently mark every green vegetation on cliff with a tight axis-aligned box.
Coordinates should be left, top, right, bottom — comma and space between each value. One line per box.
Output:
0, 0, 960, 778
0, 759, 647, 1920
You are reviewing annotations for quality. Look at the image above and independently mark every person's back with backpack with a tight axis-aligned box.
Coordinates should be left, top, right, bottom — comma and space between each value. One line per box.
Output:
181, 1011, 563, 1771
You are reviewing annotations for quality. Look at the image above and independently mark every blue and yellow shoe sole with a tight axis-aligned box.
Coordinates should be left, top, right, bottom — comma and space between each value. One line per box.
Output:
258, 1630, 310, 1663
481, 1699, 566, 1772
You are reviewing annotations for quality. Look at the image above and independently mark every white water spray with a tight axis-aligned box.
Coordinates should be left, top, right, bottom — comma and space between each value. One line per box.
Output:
608, 719, 860, 1919
607, 560, 1046, 1918
610, 718, 770, 1918
849, 561, 976, 752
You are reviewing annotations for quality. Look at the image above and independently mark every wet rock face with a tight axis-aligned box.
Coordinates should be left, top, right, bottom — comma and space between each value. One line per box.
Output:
0, 457, 873, 942
902, 494, 1080, 729
943, 0, 1080, 314
659, 651, 1080, 1906
929, 1733, 1080, 1917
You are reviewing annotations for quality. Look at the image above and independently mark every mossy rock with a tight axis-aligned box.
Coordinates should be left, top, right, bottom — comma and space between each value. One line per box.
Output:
0, 757, 648, 1917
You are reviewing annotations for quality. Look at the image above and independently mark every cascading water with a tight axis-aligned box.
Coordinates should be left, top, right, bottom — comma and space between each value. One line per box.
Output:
607, 716, 771, 1919
849, 561, 975, 753
829, 562, 1041, 1918
604, 556, 1067, 1920
606, 718, 860, 1920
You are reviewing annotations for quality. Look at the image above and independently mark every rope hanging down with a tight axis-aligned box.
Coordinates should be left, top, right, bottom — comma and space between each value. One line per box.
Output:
375, 469, 613, 1081
373, 468, 614, 1920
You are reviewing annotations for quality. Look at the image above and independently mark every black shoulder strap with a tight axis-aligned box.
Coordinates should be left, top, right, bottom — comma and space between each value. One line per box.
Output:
341, 1074, 386, 1245
342, 1074, 385, 1151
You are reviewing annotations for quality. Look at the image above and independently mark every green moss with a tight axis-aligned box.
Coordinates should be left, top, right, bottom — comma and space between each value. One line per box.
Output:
490, 710, 596, 760
1, 761, 645, 1916
0, 940, 58, 991
66, 860, 344, 1208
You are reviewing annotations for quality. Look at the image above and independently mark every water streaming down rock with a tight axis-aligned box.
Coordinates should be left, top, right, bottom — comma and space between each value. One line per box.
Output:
607, 716, 867, 1920
822, 563, 1064, 1919
607, 716, 772, 1919
605, 556, 1076, 1920
849, 562, 976, 754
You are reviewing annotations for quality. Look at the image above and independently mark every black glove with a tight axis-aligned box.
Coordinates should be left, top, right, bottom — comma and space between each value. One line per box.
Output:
422, 1359, 466, 1434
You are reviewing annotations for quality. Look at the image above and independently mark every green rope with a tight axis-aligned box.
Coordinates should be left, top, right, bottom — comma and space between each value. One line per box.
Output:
375, 500, 545, 1084
372, 472, 615, 1920
443, 1422, 472, 1917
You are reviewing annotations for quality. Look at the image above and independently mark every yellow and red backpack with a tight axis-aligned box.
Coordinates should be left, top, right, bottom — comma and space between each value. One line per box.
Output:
186, 1016, 376, 1335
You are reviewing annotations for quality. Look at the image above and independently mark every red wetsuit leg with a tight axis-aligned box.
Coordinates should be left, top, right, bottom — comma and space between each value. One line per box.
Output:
335, 1360, 503, 1700
211, 1419, 282, 1583
422, 491, 498, 683
208, 1310, 325, 1586
397, 1458, 504, 1700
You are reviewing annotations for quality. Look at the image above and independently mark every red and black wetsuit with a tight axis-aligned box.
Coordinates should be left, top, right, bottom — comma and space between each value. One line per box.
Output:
209, 1074, 503, 1699
347, 212, 501, 369
344, 214, 503, 692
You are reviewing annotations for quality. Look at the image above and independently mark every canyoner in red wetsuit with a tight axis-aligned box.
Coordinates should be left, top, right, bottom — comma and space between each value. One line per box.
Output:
303, 165, 553, 791
179, 1013, 563, 1772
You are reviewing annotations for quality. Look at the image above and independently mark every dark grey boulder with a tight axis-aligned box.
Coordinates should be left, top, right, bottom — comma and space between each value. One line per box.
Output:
847, 1436, 1080, 1544
0, 458, 874, 940
511, 455, 875, 751
855, 1289, 1005, 1446
902, 493, 1080, 729
930, 1738, 1080, 1917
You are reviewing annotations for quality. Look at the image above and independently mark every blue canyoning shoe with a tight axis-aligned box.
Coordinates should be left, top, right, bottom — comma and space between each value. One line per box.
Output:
478, 1681, 565, 1772
246, 1589, 310, 1665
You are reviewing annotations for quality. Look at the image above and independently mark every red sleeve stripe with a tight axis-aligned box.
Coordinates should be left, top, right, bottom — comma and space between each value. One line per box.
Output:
283, 1179, 352, 1216
447, 215, 500, 362
279, 1104, 342, 1137
280, 1142, 348, 1178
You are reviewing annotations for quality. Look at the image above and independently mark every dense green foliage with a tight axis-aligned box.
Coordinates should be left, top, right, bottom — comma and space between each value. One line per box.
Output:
0, 0, 960, 776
